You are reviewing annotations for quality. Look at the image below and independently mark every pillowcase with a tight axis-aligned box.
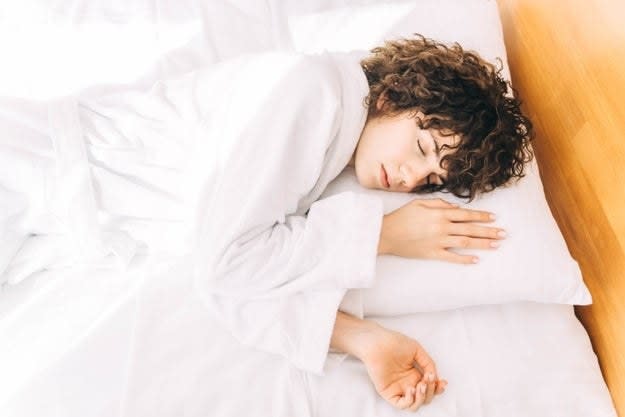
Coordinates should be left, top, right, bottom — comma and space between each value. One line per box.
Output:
320, 163, 592, 315
291, 0, 591, 314
287, 0, 513, 82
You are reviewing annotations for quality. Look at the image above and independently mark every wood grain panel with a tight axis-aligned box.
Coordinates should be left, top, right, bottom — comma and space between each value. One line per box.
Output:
496, 0, 625, 414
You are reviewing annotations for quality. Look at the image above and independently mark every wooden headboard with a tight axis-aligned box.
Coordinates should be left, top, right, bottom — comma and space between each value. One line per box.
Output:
496, 0, 625, 414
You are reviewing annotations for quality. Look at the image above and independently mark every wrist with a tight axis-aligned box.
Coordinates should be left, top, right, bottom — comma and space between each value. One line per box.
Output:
330, 311, 383, 361
377, 215, 393, 255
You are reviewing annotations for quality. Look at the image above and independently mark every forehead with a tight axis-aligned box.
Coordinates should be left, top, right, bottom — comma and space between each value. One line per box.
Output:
426, 128, 460, 152
412, 113, 459, 145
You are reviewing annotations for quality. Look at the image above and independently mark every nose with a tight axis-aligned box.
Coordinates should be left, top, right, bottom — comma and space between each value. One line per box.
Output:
399, 157, 441, 189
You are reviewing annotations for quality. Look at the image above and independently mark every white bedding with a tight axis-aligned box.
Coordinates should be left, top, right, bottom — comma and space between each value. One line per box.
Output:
0, 259, 616, 417
0, 0, 618, 416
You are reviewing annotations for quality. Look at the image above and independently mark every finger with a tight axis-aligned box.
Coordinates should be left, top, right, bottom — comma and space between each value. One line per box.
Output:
441, 235, 500, 251
414, 198, 458, 209
408, 382, 427, 412
444, 208, 496, 223
417, 365, 438, 404
413, 348, 436, 377
413, 354, 439, 398
448, 223, 506, 240
424, 373, 436, 404
434, 249, 479, 265
412, 351, 439, 406
435, 379, 448, 395
392, 386, 416, 410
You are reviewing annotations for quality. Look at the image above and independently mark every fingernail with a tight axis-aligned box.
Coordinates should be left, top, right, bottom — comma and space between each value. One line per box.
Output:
497, 230, 507, 238
427, 373, 434, 382
489, 213, 497, 220
420, 384, 427, 395
490, 241, 500, 248
472, 257, 479, 264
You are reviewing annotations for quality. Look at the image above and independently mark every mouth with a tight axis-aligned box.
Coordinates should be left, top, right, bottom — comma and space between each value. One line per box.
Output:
380, 164, 390, 188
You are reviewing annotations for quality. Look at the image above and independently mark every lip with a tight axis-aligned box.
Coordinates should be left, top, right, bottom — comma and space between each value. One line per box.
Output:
380, 164, 390, 188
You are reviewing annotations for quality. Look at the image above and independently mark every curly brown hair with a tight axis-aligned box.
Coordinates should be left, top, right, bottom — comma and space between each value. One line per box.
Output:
361, 35, 534, 200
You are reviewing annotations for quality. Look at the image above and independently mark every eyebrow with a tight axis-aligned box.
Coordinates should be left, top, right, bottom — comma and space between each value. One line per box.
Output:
433, 137, 441, 157
431, 135, 447, 183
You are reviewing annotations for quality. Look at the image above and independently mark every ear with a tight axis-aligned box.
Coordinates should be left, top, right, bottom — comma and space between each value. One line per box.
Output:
375, 92, 388, 111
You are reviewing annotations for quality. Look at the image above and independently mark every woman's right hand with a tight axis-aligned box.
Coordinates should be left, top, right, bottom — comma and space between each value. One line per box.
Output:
331, 311, 446, 412
378, 198, 505, 264
360, 324, 447, 412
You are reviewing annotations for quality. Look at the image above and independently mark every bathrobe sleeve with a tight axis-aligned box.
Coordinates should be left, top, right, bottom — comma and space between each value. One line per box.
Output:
192, 54, 383, 374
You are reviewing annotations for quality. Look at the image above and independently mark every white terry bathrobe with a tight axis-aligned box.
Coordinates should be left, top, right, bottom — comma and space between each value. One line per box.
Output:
1, 50, 384, 378
190, 51, 385, 374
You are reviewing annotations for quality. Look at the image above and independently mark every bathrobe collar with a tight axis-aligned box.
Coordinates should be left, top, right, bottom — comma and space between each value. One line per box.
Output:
295, 50, 370, 214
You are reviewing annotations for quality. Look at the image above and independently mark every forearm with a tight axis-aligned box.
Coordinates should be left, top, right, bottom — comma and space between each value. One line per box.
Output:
377, 214, 393, 255
330, 311, 382, 360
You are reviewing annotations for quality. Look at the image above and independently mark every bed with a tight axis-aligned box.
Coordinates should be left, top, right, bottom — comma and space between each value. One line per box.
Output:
0, 0, 621, 416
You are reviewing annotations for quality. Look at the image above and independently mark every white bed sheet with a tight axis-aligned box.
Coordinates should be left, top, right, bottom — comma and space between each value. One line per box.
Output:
1, 259, 617, 417
0, 0, 618, 416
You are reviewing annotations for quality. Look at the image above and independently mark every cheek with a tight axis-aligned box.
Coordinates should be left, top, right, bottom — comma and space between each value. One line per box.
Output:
384, 138, 413, 165
364, 129, 403, 159
353, 144, 380, 187
355, 131, 381, 164
398, 140, 415, 158
356, 121, 413, 171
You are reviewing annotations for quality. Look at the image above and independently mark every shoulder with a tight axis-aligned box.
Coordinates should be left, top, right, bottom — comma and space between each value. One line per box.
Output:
293, 53, 342, 84
271, 52, 343, 100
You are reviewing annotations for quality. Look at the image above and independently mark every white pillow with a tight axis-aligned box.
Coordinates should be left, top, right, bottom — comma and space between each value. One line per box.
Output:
320, 163, 592, 315
290, 0, 591, 314
288, 0, 512, 81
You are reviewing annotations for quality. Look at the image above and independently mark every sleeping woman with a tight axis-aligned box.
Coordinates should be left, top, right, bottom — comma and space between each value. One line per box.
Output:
191, 35, 533, 413
28, 34, 532, 413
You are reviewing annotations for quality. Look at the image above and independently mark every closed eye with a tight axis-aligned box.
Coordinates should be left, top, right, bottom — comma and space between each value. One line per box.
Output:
417, 139, 426, 156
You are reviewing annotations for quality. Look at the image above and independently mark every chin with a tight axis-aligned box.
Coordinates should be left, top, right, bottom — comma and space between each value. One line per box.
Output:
352, 163, 373, 189
352, 168, 367, 189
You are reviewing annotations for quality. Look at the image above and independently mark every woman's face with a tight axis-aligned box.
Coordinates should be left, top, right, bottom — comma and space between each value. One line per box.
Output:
351, 111, 457, 192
